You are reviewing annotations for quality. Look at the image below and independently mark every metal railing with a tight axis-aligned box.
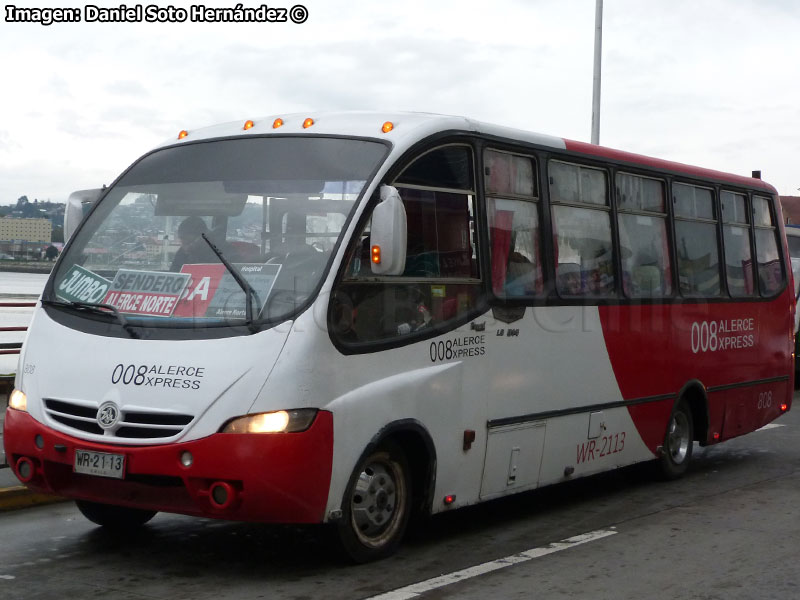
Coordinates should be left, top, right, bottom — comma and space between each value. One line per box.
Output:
0, 302, 35, 356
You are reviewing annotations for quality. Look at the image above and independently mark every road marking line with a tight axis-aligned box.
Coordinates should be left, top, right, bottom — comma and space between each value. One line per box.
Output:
365, 528, 618, 600
757, 423, 785, 431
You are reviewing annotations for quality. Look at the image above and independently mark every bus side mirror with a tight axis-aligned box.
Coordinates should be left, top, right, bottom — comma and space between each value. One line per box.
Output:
65, 188, 102, 240
370, 185, 407, 275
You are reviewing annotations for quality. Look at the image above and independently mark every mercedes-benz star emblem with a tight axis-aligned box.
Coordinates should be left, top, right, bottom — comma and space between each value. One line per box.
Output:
97, 402, 120, 429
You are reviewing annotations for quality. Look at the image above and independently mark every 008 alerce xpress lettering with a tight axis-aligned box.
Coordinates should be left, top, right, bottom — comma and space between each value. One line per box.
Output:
690, 318, 756, 354
111, 363, 205, 390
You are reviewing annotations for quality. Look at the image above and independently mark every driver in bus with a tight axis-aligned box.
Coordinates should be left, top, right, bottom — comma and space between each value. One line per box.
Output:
170, 216, 218, 271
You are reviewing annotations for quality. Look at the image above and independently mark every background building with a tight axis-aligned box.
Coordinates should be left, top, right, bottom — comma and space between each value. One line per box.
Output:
0, 217, 52, 243
781, 196, 800, 225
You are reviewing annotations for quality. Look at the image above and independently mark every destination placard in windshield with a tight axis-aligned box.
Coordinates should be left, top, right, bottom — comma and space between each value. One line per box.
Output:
102, 269, 191, 317
173, 263, 281, 320
56, 265, 112, 304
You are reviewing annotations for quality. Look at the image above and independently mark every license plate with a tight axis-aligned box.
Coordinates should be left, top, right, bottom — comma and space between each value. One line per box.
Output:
74, 449, 126, 479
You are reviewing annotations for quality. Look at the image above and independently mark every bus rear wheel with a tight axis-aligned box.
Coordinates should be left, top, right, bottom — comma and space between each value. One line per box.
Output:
658, 399, 694, 479
337, 442, 411, 563
75, 500, 157, 529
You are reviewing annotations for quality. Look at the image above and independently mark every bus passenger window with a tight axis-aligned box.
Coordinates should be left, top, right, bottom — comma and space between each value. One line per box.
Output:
485, 149, 542, 298
616, 173, 672, 298
333, 145, 482, 346
721, 191, 755, 297
674, 183, 721, 297
753, 195, 784, 296
549, 160, 614, 297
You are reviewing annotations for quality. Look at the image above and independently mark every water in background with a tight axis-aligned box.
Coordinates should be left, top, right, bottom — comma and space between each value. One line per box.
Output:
1, 271, 50, 297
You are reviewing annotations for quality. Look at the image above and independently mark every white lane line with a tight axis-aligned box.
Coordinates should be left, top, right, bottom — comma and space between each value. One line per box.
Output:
365, 528, 618, 600
757, 423, 786, 431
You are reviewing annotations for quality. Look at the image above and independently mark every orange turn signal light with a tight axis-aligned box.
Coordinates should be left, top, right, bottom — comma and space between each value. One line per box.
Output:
177, 130, 189, 140
371, 245, 381, 264
243, 119, 255, 131
273, 118, 284, 129
381, 121, 394, 133
303, 117, 314, 129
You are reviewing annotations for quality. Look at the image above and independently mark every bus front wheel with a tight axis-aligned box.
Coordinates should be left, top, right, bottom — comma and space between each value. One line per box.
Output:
658, 399, 694, 479
337, 442, 412, 563
75, 500, 157, 529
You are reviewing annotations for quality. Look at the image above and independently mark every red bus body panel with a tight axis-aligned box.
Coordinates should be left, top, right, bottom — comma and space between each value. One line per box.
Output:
600, 292, 793, 452
3, 408, 334, 523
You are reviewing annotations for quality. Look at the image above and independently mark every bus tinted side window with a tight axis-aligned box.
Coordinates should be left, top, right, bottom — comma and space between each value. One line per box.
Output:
485, 149, 542, 298
673, 183, 721, 297
549, 160, 614, 297
753, 195, 784, 296
616, 173, 672, 297
720, 191, 755, 297
331, 145, 482, 345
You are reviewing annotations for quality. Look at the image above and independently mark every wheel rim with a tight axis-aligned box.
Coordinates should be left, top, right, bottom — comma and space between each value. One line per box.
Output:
349, 455, 406, 548
667, 411, 691, 464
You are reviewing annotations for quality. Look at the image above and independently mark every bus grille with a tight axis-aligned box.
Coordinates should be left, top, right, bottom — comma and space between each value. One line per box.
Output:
43, 398, 194, 439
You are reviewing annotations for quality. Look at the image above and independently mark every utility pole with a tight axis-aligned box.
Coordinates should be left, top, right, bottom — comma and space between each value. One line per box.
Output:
591, 0, 603, 145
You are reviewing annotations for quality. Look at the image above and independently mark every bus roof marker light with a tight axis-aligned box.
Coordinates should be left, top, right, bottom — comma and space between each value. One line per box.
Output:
443, 494, 456, 506
243, 120, 255, 131
381, 121, 394, 133
371, 245, 381, 265
303, 117, 314, 129
177, 130, 189, 140
272, 118, 284, 129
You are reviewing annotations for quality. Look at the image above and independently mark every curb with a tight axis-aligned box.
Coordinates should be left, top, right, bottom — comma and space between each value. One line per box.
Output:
0, 484, 66, 511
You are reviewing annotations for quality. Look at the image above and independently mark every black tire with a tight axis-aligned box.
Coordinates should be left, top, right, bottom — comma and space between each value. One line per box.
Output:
336, 442, 412, 563
658, 399, 694, 480
75, 500, 157, 529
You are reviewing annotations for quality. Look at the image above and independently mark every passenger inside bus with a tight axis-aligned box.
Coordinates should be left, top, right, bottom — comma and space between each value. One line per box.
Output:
557, 263, 582, 295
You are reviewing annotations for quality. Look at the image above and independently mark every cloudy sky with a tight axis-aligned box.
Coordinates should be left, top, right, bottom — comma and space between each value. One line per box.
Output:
1, 0, 799, 205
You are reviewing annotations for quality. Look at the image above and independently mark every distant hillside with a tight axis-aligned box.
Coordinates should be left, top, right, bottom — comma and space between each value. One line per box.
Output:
0, 197, 65, 227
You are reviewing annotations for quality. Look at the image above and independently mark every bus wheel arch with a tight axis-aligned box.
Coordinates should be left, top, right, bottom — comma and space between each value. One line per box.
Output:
678, 380, 710, 445
336, 420, 436, 562
658, 382, 706, 479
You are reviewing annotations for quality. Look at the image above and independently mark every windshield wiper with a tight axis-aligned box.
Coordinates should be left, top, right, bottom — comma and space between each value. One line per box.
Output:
41, 299, 140, 339
201, 233, 260, 333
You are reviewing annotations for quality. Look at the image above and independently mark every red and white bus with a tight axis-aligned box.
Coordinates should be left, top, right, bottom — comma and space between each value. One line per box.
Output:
4, 112, 794, 561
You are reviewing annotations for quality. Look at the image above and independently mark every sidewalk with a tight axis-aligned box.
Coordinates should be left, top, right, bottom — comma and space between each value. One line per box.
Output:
0, 383, 66, 510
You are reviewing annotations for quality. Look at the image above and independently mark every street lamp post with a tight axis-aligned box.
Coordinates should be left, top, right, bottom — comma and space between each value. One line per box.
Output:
591, 0, 603, 145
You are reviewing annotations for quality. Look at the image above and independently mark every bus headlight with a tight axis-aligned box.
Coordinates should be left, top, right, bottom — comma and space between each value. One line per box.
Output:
221, 409, 317, 434
8, 389, 27, 412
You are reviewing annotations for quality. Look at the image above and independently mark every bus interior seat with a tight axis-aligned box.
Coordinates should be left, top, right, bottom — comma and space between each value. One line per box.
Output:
633, 265, 661, 295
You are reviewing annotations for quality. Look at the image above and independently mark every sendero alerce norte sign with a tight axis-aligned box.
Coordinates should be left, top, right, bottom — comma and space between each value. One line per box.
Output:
103, 269, 190, 317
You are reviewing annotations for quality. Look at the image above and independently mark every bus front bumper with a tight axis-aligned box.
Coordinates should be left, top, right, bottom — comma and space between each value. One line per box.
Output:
3, 408, 333, 524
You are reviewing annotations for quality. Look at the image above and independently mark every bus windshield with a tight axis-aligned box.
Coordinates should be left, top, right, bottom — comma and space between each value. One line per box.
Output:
47, 136, 387, 330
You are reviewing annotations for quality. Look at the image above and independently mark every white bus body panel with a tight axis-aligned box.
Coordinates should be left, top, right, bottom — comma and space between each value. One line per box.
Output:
18, 308, 291, 443
260, 300, 654, 518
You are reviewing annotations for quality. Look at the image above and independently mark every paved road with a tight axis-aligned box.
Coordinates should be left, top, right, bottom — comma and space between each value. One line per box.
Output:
1, 396, 798, 599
